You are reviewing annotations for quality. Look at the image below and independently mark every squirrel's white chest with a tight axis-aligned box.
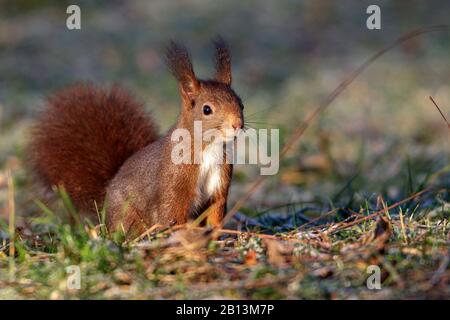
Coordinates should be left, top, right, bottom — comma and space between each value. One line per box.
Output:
196, 144, 223, 202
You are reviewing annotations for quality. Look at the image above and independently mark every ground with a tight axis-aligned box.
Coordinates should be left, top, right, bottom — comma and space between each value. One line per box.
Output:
0, 1, 449, 299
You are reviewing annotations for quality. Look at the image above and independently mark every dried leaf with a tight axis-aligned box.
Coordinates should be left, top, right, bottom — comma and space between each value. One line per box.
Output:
245, 250, 257, 266
264, 239, 288, 268
114, 271, 132, 284
365, 216, 392, 250
312, 266, 333, 278
341, 216, 392, 254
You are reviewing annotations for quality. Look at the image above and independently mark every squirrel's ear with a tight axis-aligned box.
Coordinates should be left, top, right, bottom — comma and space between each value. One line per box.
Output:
166, 41, 200, 103
213, 37, 232, 86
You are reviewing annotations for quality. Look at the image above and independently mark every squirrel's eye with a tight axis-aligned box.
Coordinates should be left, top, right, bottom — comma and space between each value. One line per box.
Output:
203, 105, 213, 115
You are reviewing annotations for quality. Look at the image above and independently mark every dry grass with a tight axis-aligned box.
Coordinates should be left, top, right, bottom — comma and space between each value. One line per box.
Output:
0, 181, 448, 299
0, 2, 449, 300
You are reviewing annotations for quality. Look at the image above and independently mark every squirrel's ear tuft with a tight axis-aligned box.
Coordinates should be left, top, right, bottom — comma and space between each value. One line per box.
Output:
166, 41, 200, 101
213, 36, 232, 86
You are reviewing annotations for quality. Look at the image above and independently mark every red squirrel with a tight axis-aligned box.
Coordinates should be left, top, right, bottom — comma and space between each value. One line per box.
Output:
29, 38, 244, 238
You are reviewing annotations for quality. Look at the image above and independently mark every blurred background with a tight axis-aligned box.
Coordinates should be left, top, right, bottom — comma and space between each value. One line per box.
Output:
0, 0, 449, 223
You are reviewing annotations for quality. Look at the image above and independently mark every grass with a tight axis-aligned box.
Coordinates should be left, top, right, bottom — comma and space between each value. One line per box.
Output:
0, 165, 448, 299
0, 1, 449, 300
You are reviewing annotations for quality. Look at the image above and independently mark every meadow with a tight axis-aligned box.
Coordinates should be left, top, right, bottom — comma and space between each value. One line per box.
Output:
0, 1, 449, 299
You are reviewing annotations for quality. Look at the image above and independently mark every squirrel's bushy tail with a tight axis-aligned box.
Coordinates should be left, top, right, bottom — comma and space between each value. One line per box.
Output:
28, 83, 158, 214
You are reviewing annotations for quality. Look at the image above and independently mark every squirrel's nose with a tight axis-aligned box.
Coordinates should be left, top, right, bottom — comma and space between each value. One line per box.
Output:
231, 119, 243, 131
232, 123, 242, 131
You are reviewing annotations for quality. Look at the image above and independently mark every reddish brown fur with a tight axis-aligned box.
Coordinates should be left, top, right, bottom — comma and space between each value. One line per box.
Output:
28, 83, 158, 214
213, 37, 232, 85
106, 40, 243, 238
29, 39, 243, 238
